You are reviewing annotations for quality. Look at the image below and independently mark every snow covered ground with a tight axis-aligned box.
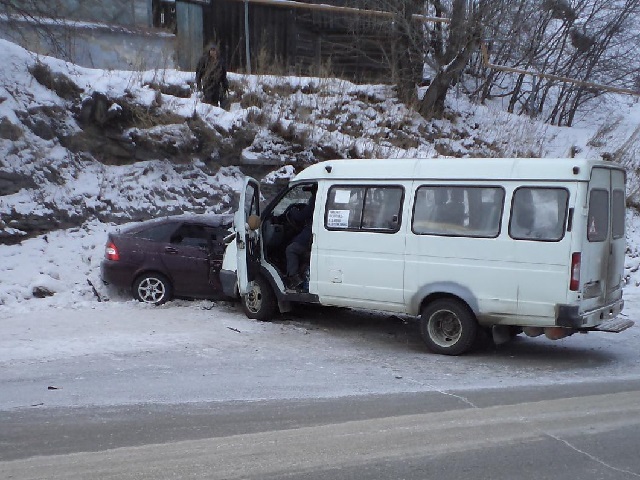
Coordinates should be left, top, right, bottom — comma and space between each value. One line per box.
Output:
0, 217, 639, 410
1, 39, 640, 409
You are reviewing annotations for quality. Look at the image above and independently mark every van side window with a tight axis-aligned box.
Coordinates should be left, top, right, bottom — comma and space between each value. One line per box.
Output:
412, 186, 504, 238
510, 187, 568, 241
612, 189, 625, 240
587, 189, 609, 242
325, 185, 403, 232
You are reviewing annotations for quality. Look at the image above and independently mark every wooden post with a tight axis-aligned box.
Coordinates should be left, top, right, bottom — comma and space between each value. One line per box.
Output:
244, 0, 251, 74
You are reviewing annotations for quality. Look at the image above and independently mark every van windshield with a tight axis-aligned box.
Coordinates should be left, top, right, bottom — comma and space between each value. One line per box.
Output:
271, 184, 315, 216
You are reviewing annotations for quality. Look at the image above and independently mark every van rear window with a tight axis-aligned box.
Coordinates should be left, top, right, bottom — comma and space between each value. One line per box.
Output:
587, 189, 609, 242
412, 186, 504, 238
510, 187, 568, 241
612, 189, 625, 240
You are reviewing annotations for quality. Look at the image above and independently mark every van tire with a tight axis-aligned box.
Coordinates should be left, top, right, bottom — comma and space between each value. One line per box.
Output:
241, 275, 277, 321
420, 299, 478, 355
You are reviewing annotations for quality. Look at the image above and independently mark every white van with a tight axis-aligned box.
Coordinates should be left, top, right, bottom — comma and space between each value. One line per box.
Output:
220, 157, 633, 355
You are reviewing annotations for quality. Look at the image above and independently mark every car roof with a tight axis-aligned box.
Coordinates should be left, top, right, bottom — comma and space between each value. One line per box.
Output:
118, 214, 233, 234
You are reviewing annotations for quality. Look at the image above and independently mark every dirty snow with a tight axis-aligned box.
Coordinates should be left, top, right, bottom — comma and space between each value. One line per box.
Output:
1, 39, 640, 409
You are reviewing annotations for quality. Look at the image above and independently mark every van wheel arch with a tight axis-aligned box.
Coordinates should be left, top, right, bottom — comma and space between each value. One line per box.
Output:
419, 293, 476, 318
419, 295, 479, 355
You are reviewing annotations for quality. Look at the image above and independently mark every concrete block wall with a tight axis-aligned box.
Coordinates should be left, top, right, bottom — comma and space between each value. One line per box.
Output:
0, 0, 179, 70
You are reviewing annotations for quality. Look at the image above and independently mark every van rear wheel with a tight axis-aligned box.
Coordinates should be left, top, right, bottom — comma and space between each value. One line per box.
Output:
420, 299, 478, 355
241, 275, 277, 321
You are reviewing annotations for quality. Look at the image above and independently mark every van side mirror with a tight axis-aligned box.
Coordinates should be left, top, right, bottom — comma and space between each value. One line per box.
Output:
247, 214, 261, 231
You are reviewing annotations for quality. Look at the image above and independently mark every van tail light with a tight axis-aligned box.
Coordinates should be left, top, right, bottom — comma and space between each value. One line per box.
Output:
570, 252, 581, 291
106, 241, 120, 261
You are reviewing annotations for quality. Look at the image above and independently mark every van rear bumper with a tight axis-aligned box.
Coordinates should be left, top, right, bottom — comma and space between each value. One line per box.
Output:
555, 298, 624, 328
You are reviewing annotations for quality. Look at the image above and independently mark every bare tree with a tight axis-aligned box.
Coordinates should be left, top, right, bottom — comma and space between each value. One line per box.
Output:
391, 1, 424, 104
418, 0, 490, 118
475, 0, 640, 126
356, 0, 490, 118
550, 0, 640, 125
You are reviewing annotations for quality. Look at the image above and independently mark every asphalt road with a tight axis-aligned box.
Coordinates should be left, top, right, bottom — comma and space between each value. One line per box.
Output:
2, 302, 640, 479
2, 381, 640, 479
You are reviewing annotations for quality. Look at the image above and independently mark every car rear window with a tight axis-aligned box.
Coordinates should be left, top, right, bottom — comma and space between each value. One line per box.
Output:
133, 223, 178, 242
170, 224, 210, 249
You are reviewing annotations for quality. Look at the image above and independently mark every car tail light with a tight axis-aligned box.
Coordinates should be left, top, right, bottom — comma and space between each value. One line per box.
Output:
106, 241, 120, 261
570, 252, 581, 291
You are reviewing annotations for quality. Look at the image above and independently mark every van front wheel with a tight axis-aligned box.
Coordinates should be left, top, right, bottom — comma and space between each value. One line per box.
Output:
241, 275, 277, 321
420, 299, 478, 355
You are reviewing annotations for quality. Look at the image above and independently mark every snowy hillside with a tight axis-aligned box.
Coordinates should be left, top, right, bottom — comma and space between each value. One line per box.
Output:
2, 38, 640, 310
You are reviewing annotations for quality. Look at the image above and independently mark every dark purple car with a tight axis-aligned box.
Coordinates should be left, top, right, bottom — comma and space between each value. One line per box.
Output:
100, 214, 233, 305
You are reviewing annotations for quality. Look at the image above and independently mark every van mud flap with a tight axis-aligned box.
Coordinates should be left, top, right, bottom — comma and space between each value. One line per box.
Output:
593, 318, 635, 333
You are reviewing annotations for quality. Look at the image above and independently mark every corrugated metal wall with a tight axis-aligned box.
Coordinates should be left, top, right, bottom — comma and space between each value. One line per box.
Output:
176, 2, 205, 70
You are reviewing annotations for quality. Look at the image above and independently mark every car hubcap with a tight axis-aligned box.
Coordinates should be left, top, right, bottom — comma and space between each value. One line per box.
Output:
245, 283, 262, 313
138, 278, 165, 304
428, 309, 462, 347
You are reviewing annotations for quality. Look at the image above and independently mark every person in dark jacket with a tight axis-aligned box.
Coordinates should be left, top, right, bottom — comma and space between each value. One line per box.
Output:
285, 187, 317, 290
195, 43, 229, 107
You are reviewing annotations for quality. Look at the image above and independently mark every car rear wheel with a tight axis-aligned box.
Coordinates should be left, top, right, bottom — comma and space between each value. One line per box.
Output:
133, 273, 172, 305
420, 298, 478, 355
241, 275, 277, 321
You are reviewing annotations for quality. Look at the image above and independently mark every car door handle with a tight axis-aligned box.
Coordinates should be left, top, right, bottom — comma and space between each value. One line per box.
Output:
165, 246, 179, 254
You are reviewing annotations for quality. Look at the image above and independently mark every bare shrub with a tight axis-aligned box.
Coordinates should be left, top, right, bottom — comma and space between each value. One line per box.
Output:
611, 125, 640, 208
240, 92, 264, 109
253, 43, 287, 76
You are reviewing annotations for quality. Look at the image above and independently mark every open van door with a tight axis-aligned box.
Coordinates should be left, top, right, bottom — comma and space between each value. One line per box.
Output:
234, 177, 261, 295
579, 166, 625, 316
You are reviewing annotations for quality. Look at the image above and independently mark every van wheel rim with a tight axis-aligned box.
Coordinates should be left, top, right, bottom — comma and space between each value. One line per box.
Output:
138, 278, 165, 303
245, 283, 263, 313
428, 309, 462, 347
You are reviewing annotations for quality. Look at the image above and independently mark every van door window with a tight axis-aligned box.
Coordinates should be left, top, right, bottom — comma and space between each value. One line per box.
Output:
325, 185, 403, 232
612, 189, 625, 240
362, 187, 404, 230
510, 187, 569, 241
412, 186, 504, 238
587, 189, 609, 242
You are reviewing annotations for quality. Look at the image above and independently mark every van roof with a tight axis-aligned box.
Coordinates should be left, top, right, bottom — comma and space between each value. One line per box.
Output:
293, 158, 624, 183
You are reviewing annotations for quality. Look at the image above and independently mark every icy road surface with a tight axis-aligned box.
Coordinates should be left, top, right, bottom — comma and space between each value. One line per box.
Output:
1, 292, 639, 411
